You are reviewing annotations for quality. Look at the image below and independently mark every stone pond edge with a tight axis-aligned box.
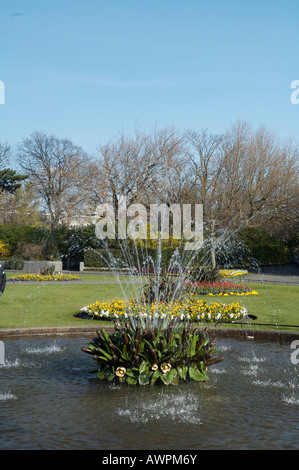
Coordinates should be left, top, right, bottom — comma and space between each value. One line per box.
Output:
1, 325, 299, 342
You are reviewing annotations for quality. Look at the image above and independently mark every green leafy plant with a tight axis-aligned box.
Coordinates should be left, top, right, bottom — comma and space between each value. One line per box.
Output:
82, 316, 223, 386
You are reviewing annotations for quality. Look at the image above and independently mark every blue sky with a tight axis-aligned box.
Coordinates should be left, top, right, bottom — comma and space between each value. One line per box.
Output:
1, 0, 298, 157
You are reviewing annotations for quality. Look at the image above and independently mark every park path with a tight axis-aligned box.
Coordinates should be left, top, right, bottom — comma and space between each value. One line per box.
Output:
243, 264, 299, 285
6, 264, 299, 286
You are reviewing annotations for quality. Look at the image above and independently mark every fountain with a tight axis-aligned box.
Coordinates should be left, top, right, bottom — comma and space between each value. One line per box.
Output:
78, 218, 226, 384
78, 216, 255, 386
0, 218, 298, 450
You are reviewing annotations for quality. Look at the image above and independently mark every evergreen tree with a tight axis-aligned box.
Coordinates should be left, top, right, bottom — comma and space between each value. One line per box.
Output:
0, 168, 28, 194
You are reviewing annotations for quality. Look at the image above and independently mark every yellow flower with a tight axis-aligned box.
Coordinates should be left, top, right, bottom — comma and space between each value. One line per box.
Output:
160, 363, 172, 374
116, 367, 126, 377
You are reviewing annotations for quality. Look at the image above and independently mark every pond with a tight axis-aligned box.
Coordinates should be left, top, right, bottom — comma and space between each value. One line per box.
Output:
0, 335, 298, 450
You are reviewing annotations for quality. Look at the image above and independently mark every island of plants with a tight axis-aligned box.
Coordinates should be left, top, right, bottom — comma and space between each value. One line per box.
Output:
182, 281, 258, 296
76, 297, 248, 324
81, 315, 224, 385
75, 272, 253, 324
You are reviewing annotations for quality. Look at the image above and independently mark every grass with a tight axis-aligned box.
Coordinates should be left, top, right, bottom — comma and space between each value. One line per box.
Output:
201, 283, 299, 330
0, 277, 298, 332
0, 282, 133, 328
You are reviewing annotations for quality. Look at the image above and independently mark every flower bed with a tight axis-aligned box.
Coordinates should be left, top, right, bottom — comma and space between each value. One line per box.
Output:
219, 269, 248, 278
76, 296, 248, 324
8, 273, 81, 282
182, 281, 258, 296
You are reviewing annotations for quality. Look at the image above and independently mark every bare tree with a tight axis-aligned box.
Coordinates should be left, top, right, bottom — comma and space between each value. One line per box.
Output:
185, 128, 228, 220
222, 121, 299, 235
0, 142, 11, 167
17, 132, 89, 227
90, 127, 185, 212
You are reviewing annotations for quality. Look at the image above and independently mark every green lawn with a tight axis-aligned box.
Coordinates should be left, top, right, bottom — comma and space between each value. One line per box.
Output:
0, 282, 133, 328
203, 283, 299, 329
0, 279, 298, 332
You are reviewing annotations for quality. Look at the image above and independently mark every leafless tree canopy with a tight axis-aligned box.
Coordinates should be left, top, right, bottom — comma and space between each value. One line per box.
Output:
86, 127, 186, 212
183, 121, 299, 238
1, 120, 297, 240
0, 142, 11, 167
17, 131, 89, 227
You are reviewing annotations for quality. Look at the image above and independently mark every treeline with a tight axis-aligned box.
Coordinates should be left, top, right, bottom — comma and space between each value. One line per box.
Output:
0, 222, 294, 271
0, 120, 298, 268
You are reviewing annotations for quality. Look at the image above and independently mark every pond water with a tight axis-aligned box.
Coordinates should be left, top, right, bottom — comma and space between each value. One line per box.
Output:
0, 335, 298, 450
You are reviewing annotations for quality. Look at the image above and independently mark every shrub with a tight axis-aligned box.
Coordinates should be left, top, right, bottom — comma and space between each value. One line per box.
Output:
39, 264, 55, 275
17, 242, 43, 260
239, 227, 291, 265
0, 240, 10, 260
8, 255, 24, 270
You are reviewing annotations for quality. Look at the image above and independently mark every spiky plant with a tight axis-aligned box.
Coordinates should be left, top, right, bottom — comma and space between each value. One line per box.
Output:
142, 275, 185, 304
82, 315, 223, 385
